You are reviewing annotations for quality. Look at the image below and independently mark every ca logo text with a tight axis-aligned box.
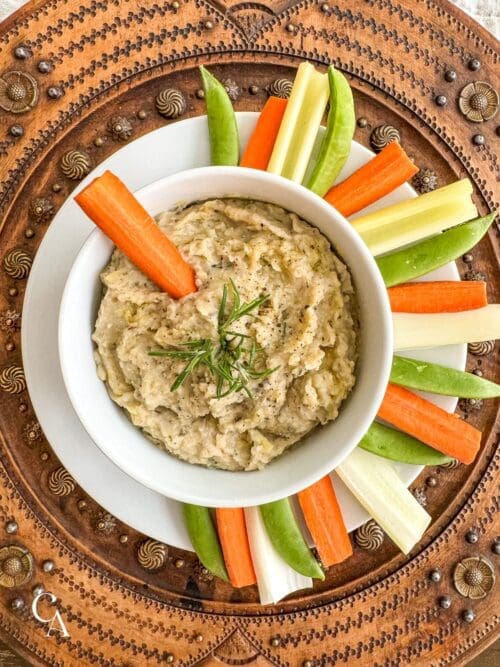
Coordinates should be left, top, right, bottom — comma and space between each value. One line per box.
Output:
32, 592, 70, 638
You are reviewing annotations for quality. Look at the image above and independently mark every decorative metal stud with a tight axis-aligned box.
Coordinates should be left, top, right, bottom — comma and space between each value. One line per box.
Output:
9, 124, 24, 137
37, 61, 53, 74
439, 596, 452, 609
454, 557, 495, 599
18, 402, 27, 413
472, 134, 485, 145
5, 342, 15, 352
156, 88, 186, 119
370, 124, 400, 152
47, 86, 63, 99
223, 78, 240, 101
119, 535, 128, 544
40, 452, 49, 462
412, 168, 438, 193
77, 500, 87, 511
29, 197, 55, 224
48, 467, 76, 496
204, 20, 214, 29
0, 546, 33, 587
94, 137, 104, 147
42, 560, 54, 573
52, 183, 61, 192
108, 116, 133, 141
172, 1, 180, 9
303, 661, 313, 667
137, 109, 147, 119
0, 71, 39, 113
195, 89, 205, 99
286, 23, 298, 33
60, 150, 92, 180
5, 521, 18, 535
3, 250, 32, 279
468, 58, 481, 71
0, 309, 20, 333
429, 569, 441, 583
472, 368, 483, 376
249, 85, 259, 95
435, 94, 447, 106
463, 253, 474, 263
32, 584, 44, 597
357, 117, 368, 128
137, 539, 167, 570
462, 609, 475, 622
459, 82, 498, 122
469, 341, 494, 356
492, 538, 500, 555
270, 636, 281, 647
14, 46, 30, 60
11, 597, 24, 610
8, 287, 18, 297
174, 558, 185, 568
444, 70, 457, 82
465, 529, 478, 544
0, 366, 26, 394
195, 634, 203, 643
321, 3, 330, 11
426, 476, 437, 488
266, 79, 293, 99
165, 654, 174, 664
354, 520, 384, 551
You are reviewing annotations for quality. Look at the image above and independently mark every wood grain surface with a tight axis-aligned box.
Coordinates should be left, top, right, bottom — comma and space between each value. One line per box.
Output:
0, 0, 498, 664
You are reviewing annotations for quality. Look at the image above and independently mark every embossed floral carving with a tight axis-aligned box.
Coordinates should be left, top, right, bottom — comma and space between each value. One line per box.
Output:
458, 82, 498, 122
0, 310, 20, 334
48, 467, 76, 496
454, 557, 495, 599
108, 116, 133, 141
137, 539, 167, 570
0, 366, 26, 394
156, 88, 186, 119
266, 78, 292, 98
354, 520, 384, 551
0, 545, 33, 587
0, 71, 38, 113
370, 124, 400, 151
60, 150, 92, 180
3, 250, 32, 279
29, 197, 55, 224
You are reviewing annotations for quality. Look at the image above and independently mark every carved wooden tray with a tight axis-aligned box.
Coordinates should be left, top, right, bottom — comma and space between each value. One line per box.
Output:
0, 0, 498, 664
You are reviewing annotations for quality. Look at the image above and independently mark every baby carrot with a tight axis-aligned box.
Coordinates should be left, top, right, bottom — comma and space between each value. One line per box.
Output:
377, 384, 482, 465
74, 171, 196, 299
388, 281, 487, 313
324, 141, 418, 217
298, 476, 352, 567
240, 96, 287, 170
216, 508, 257, 588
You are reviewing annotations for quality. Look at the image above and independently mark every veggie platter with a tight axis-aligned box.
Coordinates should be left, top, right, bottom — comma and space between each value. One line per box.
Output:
0, 0, 498, 664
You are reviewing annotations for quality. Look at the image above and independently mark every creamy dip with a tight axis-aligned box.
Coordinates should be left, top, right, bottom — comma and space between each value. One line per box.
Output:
93, 198, 358, 470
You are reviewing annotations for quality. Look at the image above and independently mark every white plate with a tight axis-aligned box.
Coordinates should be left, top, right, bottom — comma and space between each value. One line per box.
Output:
22, 113, 465, 549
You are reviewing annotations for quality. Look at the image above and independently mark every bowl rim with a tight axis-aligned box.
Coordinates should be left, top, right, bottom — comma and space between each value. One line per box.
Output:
58, 165, 393, 506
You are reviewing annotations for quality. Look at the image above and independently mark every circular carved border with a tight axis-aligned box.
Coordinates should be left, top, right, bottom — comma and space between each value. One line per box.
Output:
0, 0, 498, 664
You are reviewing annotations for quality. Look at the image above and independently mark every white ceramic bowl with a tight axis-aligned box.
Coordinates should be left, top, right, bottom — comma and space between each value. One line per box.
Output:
59, 166, 392, 507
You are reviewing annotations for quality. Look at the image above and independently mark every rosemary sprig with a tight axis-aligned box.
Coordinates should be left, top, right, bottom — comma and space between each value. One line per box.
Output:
149, 280, 278, 398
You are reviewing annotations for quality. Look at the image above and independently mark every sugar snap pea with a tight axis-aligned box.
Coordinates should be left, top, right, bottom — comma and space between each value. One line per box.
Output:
391, 355, 500, 398
376, 213, 495, 287
199, 66, 239, 166
306, 66, 355, 197
359, 422, 452, 466
260, 499, 324, 579
183, 503, 229, 582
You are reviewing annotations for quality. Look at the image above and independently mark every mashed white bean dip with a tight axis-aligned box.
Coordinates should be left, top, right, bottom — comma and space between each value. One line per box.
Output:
93, 198, 358, 470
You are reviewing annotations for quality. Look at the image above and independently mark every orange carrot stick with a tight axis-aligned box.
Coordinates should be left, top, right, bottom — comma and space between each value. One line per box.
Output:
378, 384, 482, 464
388, 281, 488, 313
298, 476, 352, 567
216, 508, 257, 588
75, 171, 196, 299
325, 141, 418, 217
240, 96, 288, 170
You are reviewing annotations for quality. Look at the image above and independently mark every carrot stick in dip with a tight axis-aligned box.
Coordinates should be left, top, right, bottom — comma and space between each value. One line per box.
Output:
74, 170, 196, 298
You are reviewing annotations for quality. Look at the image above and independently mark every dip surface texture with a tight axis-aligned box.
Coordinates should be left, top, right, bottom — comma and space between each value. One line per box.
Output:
93, 198, 358, 470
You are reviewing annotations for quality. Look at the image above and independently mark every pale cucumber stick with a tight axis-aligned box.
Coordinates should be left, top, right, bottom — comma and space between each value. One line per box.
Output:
336, 448, 431, 554
391, 355, 500, 398
244, 507, 312, 605
267, 63, 315, 175
359, 422, 452, 465
353, 180, 477, 256
306, 66, 355, 196
393, 305, 500, 350
280, 69, 329, 182
376, 214, 495, 287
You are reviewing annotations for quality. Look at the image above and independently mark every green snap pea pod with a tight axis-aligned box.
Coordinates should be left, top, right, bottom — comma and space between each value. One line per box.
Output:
259, 498, 324, 579
391, 355, 500, 398
359, 422, 452, 466
199, 66, 239, 166
182, 503, 229, 582
306, 66, 355, 197
376, 213, 495, 287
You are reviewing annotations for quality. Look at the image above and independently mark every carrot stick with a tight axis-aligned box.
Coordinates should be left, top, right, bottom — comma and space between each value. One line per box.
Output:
216, 508, 257, 588
378, 383, 482, 464
324, 141, 418, 217
388, 281, 488, 313
298, 476, 353, 567
74, 171, 196, 299
240, 96, 288, 170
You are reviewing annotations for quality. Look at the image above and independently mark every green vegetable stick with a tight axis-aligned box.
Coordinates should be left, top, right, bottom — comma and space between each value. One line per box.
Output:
376, 213, 495, 287
391, 355, 500, 398
260, 499, 324, 580
182, 503, 229, 582
359, 422, 452, 466
306, 66, 355, 197
199, 66, 239, 166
